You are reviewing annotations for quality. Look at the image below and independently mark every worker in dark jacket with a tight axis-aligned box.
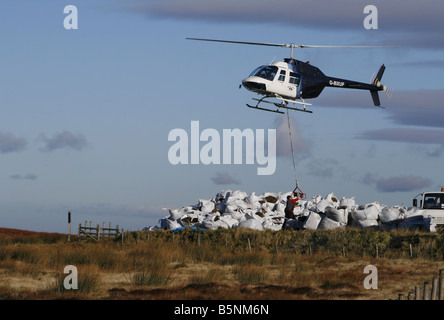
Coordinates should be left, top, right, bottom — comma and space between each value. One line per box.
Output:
283, 191, 300, 229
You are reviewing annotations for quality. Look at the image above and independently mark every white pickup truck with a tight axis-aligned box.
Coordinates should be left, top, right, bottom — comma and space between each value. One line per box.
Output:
413, 189, 444, 229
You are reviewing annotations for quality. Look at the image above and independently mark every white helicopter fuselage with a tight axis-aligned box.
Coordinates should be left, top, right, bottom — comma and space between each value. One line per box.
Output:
242, 61, 301, 100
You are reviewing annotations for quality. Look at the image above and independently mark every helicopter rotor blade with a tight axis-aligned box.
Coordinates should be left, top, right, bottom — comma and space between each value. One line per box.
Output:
186, 38, 289, 48
186, 38, 396, 49
297, 45, 397, 48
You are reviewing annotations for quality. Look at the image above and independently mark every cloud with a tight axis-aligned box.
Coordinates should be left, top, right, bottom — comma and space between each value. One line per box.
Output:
211, 171, 240, 185
275, 115, 310, 158
318, 89, 444, 155
39, 131, 87, 152
358, 128, 444, 146
318, 89, 444, 128
10, 173, 38, 180
0, 132, 27, 154
126, 0, 444, 31
124, 0, 444, 48
362, 173, 433, 192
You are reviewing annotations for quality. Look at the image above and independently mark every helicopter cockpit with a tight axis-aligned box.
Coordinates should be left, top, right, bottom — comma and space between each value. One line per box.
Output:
249, 65, 278, 81
242, 62, 302, 99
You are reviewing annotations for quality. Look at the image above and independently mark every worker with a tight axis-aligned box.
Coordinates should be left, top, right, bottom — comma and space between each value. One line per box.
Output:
283, 191, 300, 229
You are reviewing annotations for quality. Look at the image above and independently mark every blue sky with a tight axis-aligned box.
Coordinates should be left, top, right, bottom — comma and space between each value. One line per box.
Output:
1, 0, 443, 233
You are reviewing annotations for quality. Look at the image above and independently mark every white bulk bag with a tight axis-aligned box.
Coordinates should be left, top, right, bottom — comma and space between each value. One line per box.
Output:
340, 197, 356, 208
315, 199, 330, 213
379, 207, 403, 224
160, 218, 182, 230
238, 218, 264, 231
303, 212, 322, 230
325, 193, 339, 206
168, 209, 184, 221
318, 217, 343, 230
198, 199, 215, 213
325, 206, 348, 225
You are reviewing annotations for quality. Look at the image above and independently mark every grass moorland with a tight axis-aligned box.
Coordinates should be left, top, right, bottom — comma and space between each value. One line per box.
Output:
1, 227, 444, 300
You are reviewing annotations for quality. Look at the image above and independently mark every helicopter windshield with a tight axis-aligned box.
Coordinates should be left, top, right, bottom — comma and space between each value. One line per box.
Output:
252, 66, 278, 81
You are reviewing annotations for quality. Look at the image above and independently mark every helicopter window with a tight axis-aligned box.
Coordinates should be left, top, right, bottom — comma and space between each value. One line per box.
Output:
249, 66, 265, 77
254, 66, 278, 81
289, 72, 301, 85
278, 70, 286, 82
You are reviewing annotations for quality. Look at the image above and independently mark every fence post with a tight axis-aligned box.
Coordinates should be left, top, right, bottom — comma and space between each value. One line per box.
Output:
423, 282, 431, 300
439, 269, 444, 300
248, 237, 252, 252
398, 294, 405, 300
415, 286, 421, 300
97, 224, 100, 241
432, 277, 438, 300
408, 292, 414, 300
67, 211, 71, 242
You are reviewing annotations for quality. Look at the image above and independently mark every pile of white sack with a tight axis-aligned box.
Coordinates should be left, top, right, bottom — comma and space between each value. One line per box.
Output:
157, 190, 433, 232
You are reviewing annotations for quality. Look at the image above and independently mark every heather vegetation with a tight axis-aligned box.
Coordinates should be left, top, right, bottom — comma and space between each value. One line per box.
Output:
1, 227, 443, 300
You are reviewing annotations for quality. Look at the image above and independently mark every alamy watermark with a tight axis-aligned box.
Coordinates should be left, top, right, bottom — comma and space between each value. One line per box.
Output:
168, 121, 276, 176
363, 5, 378, 30
363, 265, 378, 289
63, 265, 78, 290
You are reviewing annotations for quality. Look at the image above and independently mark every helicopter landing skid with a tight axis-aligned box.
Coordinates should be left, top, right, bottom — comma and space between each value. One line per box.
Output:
247, 97, 313, 114
246, 103, 285, 114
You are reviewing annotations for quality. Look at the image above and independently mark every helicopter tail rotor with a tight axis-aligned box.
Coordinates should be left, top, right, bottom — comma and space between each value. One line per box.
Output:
369, 64, 392, 106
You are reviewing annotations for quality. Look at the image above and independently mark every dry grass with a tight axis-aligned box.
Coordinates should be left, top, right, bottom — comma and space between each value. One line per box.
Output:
1, 227, 444, 300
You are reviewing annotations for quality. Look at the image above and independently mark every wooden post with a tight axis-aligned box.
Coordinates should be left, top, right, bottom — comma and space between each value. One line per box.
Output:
67, 211, 71, 242
409, 243, 413, 258
415, 286, 421, 300
398, 294, 405, 300
439, 269, 444, 300
408, 292, 414, 300
121, 228, 124, 245
376, 244, 379, 258
248, 237, 252, 252
432, 277, 439, 300
97, 224, 100, 241
424, 282, 431, 300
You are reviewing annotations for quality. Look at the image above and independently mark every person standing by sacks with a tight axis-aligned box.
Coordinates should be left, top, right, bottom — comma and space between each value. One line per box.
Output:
283, 191, 300, 229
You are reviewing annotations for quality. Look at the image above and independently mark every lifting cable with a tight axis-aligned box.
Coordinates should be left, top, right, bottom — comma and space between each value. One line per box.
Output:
286, 109, 306, 199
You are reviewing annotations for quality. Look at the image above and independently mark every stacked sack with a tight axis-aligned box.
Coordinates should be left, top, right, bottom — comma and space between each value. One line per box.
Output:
157, 190, 429, 232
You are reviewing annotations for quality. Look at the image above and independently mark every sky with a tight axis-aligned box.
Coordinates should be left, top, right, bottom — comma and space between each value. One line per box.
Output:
1, 0, 443, 233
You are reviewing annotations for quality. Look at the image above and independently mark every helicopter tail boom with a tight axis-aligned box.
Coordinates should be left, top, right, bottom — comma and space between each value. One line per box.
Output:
325, 64, 389, 107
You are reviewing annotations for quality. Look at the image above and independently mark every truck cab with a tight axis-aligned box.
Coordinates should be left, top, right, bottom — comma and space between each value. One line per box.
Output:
413, 189, 444, 226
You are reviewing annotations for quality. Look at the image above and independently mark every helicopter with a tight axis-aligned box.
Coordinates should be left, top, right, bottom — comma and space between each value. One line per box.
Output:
187, 38, 393, 114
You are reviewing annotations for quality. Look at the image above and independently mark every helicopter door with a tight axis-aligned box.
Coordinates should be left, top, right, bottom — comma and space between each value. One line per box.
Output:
289, 72, 301, 98
273, 69, 297, 99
